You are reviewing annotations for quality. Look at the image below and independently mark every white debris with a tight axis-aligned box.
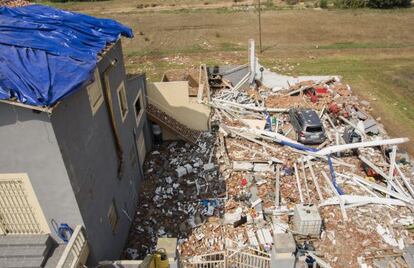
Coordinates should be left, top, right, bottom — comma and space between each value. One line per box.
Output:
233, 161, 253, 171
184, 163, 193, 174
253, 163, 274, 173
176, 166, 187, 177
203, 163, 215, 171
251, 198, 262, 208
376, 224, 398, 247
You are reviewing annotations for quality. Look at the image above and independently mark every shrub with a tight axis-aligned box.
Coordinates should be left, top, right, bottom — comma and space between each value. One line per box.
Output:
286, 0, 299, 5
50, 0, 108, 2
367, 0, 411, 8
335, 0, 410, 8
334, 0, 367, 8
265, 0, 275, 8
320, 0, 328, 8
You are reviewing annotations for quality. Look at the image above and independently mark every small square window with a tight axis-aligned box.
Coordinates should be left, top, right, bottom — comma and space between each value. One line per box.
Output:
134, 91, 144, 126
107, 199, 119, 233
87, 69, 104, 115
117, 82, 128, 122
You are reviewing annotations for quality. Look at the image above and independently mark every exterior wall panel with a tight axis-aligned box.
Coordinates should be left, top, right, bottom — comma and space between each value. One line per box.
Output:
0, 104, 84, 241
50, 40, 149, 264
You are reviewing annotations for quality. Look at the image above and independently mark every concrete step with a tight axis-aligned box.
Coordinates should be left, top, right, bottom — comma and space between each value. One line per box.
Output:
0, 234, 56, 268
44, 244, 66, 268
0, 234, 50, 247
0, 256, 45, 268
0, 245, 49, 258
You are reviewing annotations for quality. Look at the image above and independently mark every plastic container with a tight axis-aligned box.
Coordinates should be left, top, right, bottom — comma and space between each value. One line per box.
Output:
293, 204, 322, 236
152, 124, 162, 144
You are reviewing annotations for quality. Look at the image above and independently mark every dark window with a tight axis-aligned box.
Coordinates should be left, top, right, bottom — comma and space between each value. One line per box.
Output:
306, 126, 323, 132
135, 96, 142, 118
108, 199, 119, 233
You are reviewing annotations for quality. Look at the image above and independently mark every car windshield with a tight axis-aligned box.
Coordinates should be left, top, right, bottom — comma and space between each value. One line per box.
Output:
306, 126, 322, 132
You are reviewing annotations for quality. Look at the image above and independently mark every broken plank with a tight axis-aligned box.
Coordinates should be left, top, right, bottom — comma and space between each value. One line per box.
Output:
294, 162, 304, 203
321, 170, 348, 221
307, 160, 324, 202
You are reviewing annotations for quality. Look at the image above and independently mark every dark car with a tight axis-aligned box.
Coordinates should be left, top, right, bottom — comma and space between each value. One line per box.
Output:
289, 108, 326, 144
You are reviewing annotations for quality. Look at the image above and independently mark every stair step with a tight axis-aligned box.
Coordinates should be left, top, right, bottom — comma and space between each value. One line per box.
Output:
0, 234, 50, 247
0, 256, 44, 268
147, 104, 201, 144
0, 245, 49, 258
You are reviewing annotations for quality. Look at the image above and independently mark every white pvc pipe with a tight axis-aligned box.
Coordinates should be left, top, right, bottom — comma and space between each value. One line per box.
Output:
315, 138, 409, 157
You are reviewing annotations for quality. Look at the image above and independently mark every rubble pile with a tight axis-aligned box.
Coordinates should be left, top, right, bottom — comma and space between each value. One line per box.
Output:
125, 133, 226, 259
126, 51, 414, 267
0, 0, 30, 7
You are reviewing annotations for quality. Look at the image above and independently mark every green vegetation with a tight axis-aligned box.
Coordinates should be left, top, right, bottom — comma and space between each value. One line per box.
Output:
318, 42, 413, 49
368, 0, 411, 8
334, 0, 411, 8
320, 0, 328, 8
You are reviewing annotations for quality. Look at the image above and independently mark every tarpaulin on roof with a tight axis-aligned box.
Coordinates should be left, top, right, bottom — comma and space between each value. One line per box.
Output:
0, 4, 133, 106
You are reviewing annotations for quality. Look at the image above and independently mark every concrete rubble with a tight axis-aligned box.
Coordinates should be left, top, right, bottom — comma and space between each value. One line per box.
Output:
124, 41, 414, 268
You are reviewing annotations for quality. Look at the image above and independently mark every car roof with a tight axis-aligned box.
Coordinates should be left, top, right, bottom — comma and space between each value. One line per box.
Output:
297, 109, 322, 126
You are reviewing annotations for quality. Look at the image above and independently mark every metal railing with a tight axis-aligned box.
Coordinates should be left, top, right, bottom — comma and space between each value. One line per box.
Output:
56, 225, 89, 268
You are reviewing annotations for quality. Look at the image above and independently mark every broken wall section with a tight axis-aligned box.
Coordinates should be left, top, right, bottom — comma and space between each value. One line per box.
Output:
147, 81, 210, 141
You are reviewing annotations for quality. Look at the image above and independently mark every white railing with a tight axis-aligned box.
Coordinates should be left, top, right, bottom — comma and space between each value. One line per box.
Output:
180, 247, 271, 268
56, 225, 89, 268
180, 251, 226, 268
227, 248, 271, 268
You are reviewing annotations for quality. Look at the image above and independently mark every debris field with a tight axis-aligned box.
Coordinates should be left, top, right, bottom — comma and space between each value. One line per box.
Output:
124, 49, 414, 268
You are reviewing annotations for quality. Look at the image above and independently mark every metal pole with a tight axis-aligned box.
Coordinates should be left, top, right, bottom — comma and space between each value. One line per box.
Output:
258, 0, 262, 53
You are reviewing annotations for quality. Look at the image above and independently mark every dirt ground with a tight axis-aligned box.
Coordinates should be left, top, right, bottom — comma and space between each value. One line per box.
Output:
44, 1, 414, 154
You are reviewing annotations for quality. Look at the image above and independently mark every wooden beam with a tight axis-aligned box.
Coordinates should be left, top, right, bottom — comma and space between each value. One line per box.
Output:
0, 99, 53, 113
321, 170, 348, 221
275, 165, 280, 208
300, 158, 311, 202
307, 160, 324, 202
294, 163, 304, 203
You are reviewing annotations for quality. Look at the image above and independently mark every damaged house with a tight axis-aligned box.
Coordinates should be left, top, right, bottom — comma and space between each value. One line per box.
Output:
0, 2, 151, 267
1, 1, 414, 267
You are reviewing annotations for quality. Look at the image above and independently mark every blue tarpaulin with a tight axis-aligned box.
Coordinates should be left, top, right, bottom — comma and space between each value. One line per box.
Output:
0, 4, 133, 106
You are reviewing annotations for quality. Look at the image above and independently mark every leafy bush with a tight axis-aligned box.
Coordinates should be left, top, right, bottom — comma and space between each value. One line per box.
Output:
49, 0, 109, 2
335, 0, 411, 8
319, 0, 328, 8
286, 0, 299, 5
367, 0, 411, 8
334, 0, 367, 8
265, 0, 275, 8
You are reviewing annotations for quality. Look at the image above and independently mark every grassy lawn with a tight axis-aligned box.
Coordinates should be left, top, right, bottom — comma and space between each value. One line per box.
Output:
42, 1, 414, 152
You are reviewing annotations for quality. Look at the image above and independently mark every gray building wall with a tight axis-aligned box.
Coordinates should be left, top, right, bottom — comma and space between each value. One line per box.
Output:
50, 40, 150, 264
0, 104, 84, 241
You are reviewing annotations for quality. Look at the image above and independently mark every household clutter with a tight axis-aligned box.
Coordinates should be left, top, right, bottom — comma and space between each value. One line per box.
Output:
125, 40, 414, 268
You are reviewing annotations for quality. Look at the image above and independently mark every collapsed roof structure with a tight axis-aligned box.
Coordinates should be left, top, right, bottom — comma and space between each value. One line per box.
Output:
0, 3, 132, 107
124, 40, 414, 268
